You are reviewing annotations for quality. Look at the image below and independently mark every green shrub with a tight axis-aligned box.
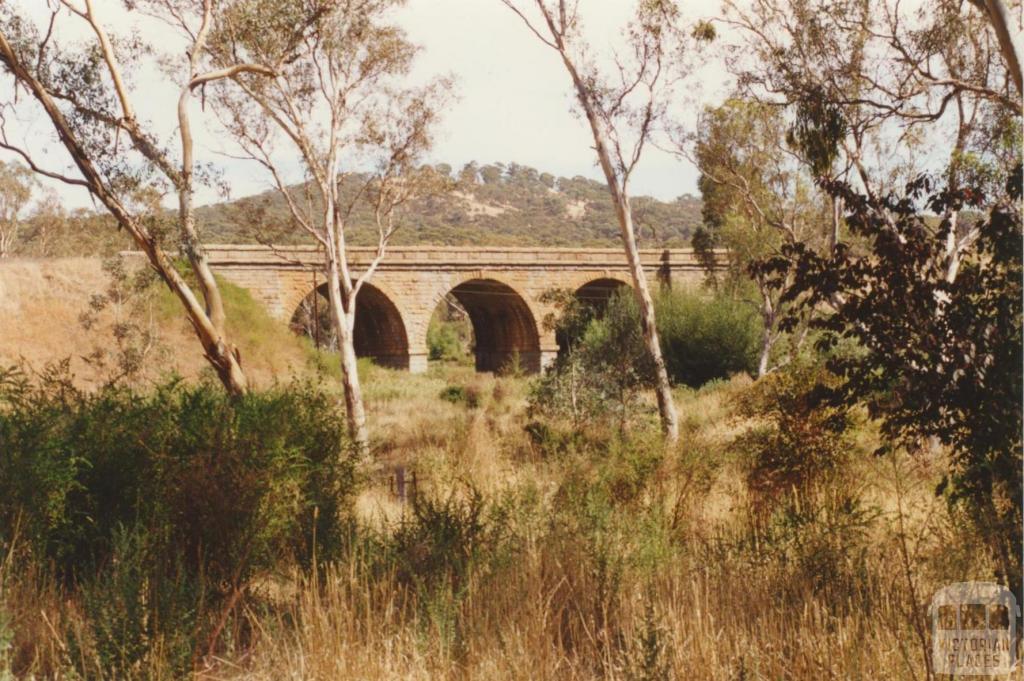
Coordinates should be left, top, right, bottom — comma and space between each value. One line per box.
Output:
387, 487, 495, 592
529, 290, 654, 431
531, 287, 758, 430
440, 383, 480, 408
0, 367, 358, 674
731, 362, 851, 514
427, 314, 472, 364
729, 361, 873, 606
655, 289, 759, 387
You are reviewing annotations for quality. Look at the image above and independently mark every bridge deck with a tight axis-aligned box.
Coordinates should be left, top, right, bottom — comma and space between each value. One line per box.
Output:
202, 244, 721, 271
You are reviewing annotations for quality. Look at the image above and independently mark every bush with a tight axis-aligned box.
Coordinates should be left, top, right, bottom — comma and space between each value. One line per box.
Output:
529, 290, 654, 431
731, 361, 851, 515
386, 487, 501, 593
0, 368, 358, 674
531, 287, 758, 430
440, 383, 481, 408
729, 361, 872, 605
655, 289, 759, 387
427, 314, 472, 364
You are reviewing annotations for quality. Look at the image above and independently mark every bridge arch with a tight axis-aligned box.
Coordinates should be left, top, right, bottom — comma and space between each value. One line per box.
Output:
439, 277, 543, 374
290, 280, 411, 370
574, 276, 632, 309
550, 276, 634, 356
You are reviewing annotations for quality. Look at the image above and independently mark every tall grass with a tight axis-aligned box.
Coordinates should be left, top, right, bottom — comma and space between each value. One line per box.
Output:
0, 365, 1004, 680
0, 369, 357, 678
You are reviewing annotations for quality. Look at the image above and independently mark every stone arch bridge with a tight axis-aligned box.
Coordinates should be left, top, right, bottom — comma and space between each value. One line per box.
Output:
204, 245, 711, 374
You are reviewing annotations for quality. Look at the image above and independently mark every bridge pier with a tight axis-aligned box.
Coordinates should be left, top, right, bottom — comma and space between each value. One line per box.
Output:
409, 351, 429, 374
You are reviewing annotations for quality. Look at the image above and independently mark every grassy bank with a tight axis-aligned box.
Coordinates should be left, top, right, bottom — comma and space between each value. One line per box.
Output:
0, 361, 997, 680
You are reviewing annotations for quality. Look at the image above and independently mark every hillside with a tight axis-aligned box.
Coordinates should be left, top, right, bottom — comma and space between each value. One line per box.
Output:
0, 258, 318, 388
198, 162, 702, 248
14, 162, 701, 256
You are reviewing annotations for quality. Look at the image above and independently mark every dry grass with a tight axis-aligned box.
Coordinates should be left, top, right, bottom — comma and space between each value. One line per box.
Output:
0, 257, 314, 389
194, 371, 990, 681
0, 260, 1006, 680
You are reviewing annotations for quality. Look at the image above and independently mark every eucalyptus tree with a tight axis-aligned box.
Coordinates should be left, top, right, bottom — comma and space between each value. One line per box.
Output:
0, 160, 35, 258
209, 0, 451, 453
716, 0, 1024, 593
497, 0, 699, 443
692, 98, 829, 376
721, 0, 1022, 280
757, 166, 1024, 593
0, 0, 299, 394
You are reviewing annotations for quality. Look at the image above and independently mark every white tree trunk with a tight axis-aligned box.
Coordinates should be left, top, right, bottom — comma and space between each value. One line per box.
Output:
757, 286, 776, 378
757, 325, 773, 378
616, 196, 680, 442
325, 260, 369, 455
568, 82, 680, 442
983, 0, 1023, 96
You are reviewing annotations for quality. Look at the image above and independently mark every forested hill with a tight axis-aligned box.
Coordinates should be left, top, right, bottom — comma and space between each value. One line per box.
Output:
195, 162, 702, 248
12, 162, 702, 256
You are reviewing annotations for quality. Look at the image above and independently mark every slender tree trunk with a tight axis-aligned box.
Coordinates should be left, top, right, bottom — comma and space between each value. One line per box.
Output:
981, 0, 1023, 96
757, 284, 776, 378
568, 85, 679, 442
175, 82, 247, 395
757, 322, 773, 378
614, 195, 680, 442
757, 278, 778, 378
325, 259, 370, 454
338, 323, 369, 454
0, 26, 250, 397
0, 222, 15, 257
829, 195, 842, 254
154, 240, 248, 395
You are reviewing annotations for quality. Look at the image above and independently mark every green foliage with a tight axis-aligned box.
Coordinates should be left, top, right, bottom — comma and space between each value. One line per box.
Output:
384, 487, 507, 594
731, 362, 851, 515
539, 430, 678, 659
693, 97, 829, 291
532, 287, 759, 429
0, 160, 36, 257
71, 524, 198, 677
78, 256, 163, 385
696, 98, 787, 237
626, 599, 671, 681
427, 307, 472, 364
14, 207, 131, 258
786, 88, 847, 176
729, 361, 873, 605
530, 289, 654, 431
758, 167, 1024, 588
439, 383, 481, 408
655, 288, 760, 387
362, 484, 518, 654
0, 369, 357, 674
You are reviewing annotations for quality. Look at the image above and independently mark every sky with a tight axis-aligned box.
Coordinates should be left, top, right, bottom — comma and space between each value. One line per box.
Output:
4, 0, 732, 209
394, 0, 728, 202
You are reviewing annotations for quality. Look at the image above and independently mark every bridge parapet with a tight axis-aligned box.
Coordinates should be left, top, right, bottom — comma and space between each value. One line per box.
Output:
202, 244, 721, 271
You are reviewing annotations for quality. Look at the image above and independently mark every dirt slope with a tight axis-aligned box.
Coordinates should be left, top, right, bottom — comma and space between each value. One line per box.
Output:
0, 257, 315, 388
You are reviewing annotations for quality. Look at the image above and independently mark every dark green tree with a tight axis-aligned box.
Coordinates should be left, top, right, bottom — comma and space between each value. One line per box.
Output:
754, 166, 1023, 590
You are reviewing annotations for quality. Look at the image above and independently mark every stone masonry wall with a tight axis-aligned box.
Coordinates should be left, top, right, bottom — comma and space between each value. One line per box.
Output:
205, 246, 715, 373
